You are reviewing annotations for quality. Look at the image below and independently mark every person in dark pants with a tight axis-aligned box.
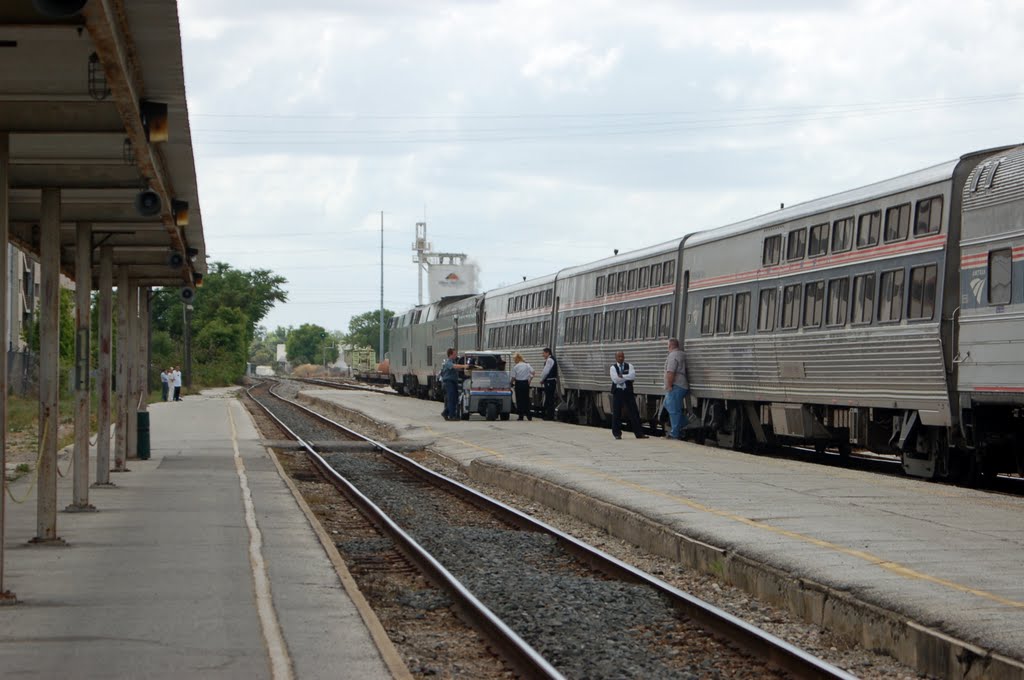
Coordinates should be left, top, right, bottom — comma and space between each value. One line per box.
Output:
510, 352, 534, 420
609, 351, 649, 440
539, 347, 558, 420
439, 348, 466, 421
160, 368, 170, 402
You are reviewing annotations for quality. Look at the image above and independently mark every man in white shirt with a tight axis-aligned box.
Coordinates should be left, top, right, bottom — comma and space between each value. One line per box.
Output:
172, 367, 183, 401
609, 351, 648, 440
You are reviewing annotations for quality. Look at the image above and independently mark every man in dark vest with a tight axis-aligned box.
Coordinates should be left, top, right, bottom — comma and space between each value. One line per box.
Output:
609, 351, 648, 439
539, 347, 558, 421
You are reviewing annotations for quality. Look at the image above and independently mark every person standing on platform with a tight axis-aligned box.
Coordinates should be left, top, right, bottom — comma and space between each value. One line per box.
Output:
609, 351, 649, 439
663, 338, 689, 439
172, 366, 183, 401
160, 368, 170, 402
510, 352, 534, 421
539, 347, 558, 421
439, 348, 466, 421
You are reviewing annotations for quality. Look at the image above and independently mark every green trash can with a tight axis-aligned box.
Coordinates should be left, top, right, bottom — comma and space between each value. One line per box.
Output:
136, 411, 151, 460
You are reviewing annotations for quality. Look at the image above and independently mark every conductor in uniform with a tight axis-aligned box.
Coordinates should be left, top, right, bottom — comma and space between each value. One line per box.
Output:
609, 351, 649, 439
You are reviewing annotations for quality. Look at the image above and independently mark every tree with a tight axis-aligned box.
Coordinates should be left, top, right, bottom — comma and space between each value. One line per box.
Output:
344, 309, 394, 358
248, 325, 290, 365
149, 262, 288, 385
286, 323, 338, 366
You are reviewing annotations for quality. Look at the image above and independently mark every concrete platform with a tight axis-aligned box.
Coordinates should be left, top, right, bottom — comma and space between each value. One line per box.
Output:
301, 387, 1024, 680
0, 388, 406, 680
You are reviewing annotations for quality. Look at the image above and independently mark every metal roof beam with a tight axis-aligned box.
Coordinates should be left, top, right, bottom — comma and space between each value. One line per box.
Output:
80, 0, 190, 279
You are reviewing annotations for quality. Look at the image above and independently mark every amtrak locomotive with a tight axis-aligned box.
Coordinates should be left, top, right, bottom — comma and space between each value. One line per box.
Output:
389, 144, 1024, 483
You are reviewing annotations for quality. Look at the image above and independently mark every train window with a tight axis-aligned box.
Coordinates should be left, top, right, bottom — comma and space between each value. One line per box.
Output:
628, 269, 638, 291
908, 264, 938, 319
831, 217, 854, 253
734, 292, 751, 333
564, 318, 573, 343
618, 310, 629, 339
650, 263, 663, 287
716, 294, 733, 334
542, 321, 550, 342
507, 299, 513, 313
786, 228, 807, 261
878, 269, 905, 322
659, 303, 672, 337
645, 305, 657, 337
625, 308, 636, 338
604, 311, 614, 340
617, 271, 626, 292
401, 348, 407, 366
857, 212, 880, 248
581, 315, 589, 341
701, 298, 715, 335
426, 346, 433, 366
592, 312, 603, 341
639, 267, 649, 289
757, 289, 777, 332
762, 235, 782, 266
546, 289, 552, 306
826, 277, 849, 326
781, 284, 801, 329
808, 223, 829, 258
884, 203, 911, 243
914, 196, 943, 236
852, 274, 875, 324
803, 281, 824, 328
596, 276, 605, 297
637, 307, 649, 339
664, 260, 676, 284
988, 249, 1012, 305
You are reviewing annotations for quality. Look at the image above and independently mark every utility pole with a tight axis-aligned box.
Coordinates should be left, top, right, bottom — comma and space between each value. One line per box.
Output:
379, 210, 384, 364
412, 221, 429, 305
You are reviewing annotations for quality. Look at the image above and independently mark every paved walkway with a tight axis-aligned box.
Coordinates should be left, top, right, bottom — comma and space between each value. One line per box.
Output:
0, 388, 403, 680
303, 387, 1024, 680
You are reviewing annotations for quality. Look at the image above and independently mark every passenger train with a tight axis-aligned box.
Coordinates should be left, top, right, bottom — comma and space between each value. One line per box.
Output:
389, 144, 1024, 482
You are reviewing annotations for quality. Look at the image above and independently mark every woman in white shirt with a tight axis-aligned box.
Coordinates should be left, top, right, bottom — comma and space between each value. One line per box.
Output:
510, 353, 534, 421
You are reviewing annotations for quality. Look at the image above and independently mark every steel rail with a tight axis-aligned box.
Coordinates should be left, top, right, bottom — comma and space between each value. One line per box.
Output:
247, 382, 565, 680
256, 380, 857, 679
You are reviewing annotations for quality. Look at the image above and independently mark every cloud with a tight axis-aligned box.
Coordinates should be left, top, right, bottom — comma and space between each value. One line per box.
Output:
521, 42, 623, 92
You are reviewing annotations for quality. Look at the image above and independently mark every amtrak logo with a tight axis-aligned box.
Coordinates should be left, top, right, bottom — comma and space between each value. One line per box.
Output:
445, 273, 459, 281
969, 276, 985, 304
439, 272, 462, 287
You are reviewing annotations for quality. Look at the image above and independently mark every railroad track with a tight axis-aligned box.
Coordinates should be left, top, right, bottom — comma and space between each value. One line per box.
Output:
248, 379, 854, 680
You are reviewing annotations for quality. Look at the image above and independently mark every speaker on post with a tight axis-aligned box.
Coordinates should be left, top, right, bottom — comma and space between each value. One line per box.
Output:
32, 0, 87, 17
180, 287, 195, 303
168, 251, 184, 269
134, 189, 161, 217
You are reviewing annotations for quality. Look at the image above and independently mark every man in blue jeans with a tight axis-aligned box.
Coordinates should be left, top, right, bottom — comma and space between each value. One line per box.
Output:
439, 348, 466, 421
663, 338, 689, 439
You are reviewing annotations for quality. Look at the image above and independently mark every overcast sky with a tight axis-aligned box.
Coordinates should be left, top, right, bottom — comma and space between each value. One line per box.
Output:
176, 0, 1024, 335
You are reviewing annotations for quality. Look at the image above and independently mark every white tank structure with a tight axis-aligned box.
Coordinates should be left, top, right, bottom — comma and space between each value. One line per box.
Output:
428, 259, 479, 301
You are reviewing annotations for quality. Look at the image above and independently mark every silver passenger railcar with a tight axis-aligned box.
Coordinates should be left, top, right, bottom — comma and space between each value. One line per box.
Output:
957, 147, 1024, 476
388, 294, 483, 398
552, 241, 682, 425
481, 275, 556, 407
682, 145, 1017, 479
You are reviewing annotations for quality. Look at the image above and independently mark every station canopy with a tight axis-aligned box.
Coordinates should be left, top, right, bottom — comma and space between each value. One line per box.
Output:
0, 0, 205, 287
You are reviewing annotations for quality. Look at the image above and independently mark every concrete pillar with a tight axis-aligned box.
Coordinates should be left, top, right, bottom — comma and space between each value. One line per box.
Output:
67, 222, 95, 512
125, 283, 138, 460
34, 187, 62, 544
94, 246, 114, 486
137, 286, 148, 411
0, 132, 14, 598
114, 267, 129, 472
